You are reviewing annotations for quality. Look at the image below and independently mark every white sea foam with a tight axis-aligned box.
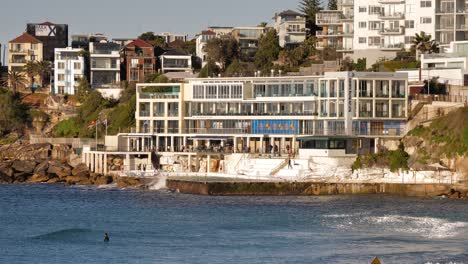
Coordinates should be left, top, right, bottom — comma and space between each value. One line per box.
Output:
97, 183, 118, 189
147, 175, 167, 190
367, 215, 467, 239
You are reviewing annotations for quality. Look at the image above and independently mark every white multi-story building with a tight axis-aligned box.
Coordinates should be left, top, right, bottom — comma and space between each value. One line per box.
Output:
196, 30, 217, 67
316, 0, 355, 53
157, 32, 188, 43
274, 10, 308, 48
89, 41, 121, 89
53, 47, 84, 95
82, 71, 409, 173
160, 50, 192, 73
435, 0, 468, 46
351, 0, 435, 63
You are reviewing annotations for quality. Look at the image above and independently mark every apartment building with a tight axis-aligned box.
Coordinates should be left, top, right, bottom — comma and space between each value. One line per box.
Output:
127, 72, 408, 156
157, 32, 188, 43
316, 0, 355, 53
435, 0, 468, 46
71, 33, 108, 49
122, 39, 156, 82
89, 41, 121, 89
8, 33, 43, 87
53, 47, 85, 94
160, 50, 192, 73
232, 27, 268, 58
274, 10, 308, 48
26, 22, 68, 62
195, 30, 217, 67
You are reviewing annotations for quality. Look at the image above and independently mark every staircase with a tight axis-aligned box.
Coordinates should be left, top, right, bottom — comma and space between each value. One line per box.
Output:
270, 159, 289, 176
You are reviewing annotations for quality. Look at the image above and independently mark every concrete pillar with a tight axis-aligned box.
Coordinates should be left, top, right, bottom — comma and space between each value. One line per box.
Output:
127, 137, 130, 151
125, 154, 130, 171
188, 154, 192, 172
171, 136, 175, 152
233, 137, 238, 153
281, 137, 286, 155
207, 155, 211, 173
183, 136, 188, 148
207, 140, 211, 149
247, 137, 251, 153
104, 154, 108, 175
165, 137, 168, 151
260, 137, 264, 153
156, 135, 160, 151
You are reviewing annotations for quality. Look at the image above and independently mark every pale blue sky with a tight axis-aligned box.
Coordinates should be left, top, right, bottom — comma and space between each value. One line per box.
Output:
1, 0, 304, 47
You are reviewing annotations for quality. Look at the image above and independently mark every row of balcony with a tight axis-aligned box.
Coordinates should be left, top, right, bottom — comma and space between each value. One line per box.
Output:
316, 15, 354, 25
9, 49, 36, 55
436, 24, 468, 30
139, 111, 179, 117
316, 31, 354, 37
436, 8, 468, 14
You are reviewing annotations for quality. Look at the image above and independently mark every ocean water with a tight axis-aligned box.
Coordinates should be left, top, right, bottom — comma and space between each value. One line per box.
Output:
0, 184, 467, 264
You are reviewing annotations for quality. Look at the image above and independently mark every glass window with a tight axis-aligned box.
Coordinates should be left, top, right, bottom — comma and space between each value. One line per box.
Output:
392, 80, 406, 98
193, 85, 204, 99
58, 74, 65, 81
375, 80, 389, 97
206, 85, 217, 99
58, 62, 65, 69
231, 84, 242, 98
74, 62, 81, 70
420, 1, 431, 7
359, 80, 373, 97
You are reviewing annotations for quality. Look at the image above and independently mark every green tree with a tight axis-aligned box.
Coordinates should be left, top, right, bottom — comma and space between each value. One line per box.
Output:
36, 61, 52, 86
328, 0, 337, 10
254, 29, 281, 71
225, 60, 256, 77
0, 91, 29, 136
1, 71, 27, 94
143, 73, 169, 83
204, 37, 239, 70
258, 22, 268, 27
76, 77, 92, 103
299, 0, 322, 34
23, 61, 38, 91
198, 60, 221, 78
411, 32, 439, 80
138, 32, 167, 47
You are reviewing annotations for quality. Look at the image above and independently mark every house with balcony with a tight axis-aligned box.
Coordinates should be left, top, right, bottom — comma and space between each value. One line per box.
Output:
122, 39, 156, 83
351, 0, 435, 65
195, 30, 216, 67
157, 32, 188, 43
89, 41, 121, 90
232, 27, 268, 58
316, 1, 354, 53
53, 47, 85, 95
435, 0, 468, 47
160, 50, 192, 73
8, 32, 43, 87
274, 10, 308, 48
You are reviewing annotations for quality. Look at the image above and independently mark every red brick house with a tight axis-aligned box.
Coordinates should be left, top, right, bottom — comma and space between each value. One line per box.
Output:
122, 39, 156, 82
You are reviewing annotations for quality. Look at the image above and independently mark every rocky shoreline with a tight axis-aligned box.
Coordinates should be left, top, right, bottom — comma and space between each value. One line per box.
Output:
0, 142, 145, 188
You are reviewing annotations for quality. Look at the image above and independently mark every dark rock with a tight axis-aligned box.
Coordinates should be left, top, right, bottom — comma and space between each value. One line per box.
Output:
13, 172, 31, 183
27, 174, 51, 183
12, 160, 37, 173
47, 161, 72, 178
0, 162, 14, 177
72, 163, 90, 178
34, 160, 49, 177
47, 177, 62, 183
0, 143, 52, 161
65, 175, 92, 185
94, 175, 113, 185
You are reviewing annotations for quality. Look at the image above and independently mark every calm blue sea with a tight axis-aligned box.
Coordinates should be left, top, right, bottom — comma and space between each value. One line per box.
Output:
0, 184, 467, 264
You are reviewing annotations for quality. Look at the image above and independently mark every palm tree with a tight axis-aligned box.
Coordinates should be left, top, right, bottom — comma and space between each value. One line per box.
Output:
36, 61, 52, 87
1, 71, 27, 94
23, 61, 38, 91
258, 22, 268, 27
411, 32, 439, 80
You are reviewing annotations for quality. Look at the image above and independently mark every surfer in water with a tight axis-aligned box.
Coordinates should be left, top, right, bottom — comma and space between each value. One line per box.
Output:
104, 233, 110, 242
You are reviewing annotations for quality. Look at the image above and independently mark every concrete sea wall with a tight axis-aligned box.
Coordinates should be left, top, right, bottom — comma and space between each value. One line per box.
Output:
167, 180, 467, 197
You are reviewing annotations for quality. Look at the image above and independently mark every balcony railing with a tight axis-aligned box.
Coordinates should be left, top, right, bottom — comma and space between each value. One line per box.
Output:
9, 59, 27, 64
380, 43, 404, 50
338, 0, 354, 5
139, 93, 179, 99
436, 8, 454, 14
378, 12, 405, 19
378, 0, 404, 3
379, 27, 404, 35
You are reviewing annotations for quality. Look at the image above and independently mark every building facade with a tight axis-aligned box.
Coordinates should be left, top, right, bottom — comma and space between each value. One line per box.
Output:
26, 22, 68, 62
89, 41, 121, 89
435, 0, 468, 46
232, 27, 268, 58
316, 0, 355, 53
54, 47, 85, 94
8, 33, 43, 87
274, 10, 308, 48
160, 50, 192, 73
195, 30, 217, 67
129, 72, 408, 155
122, 39, 156, 82
157, 32, 188, 43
